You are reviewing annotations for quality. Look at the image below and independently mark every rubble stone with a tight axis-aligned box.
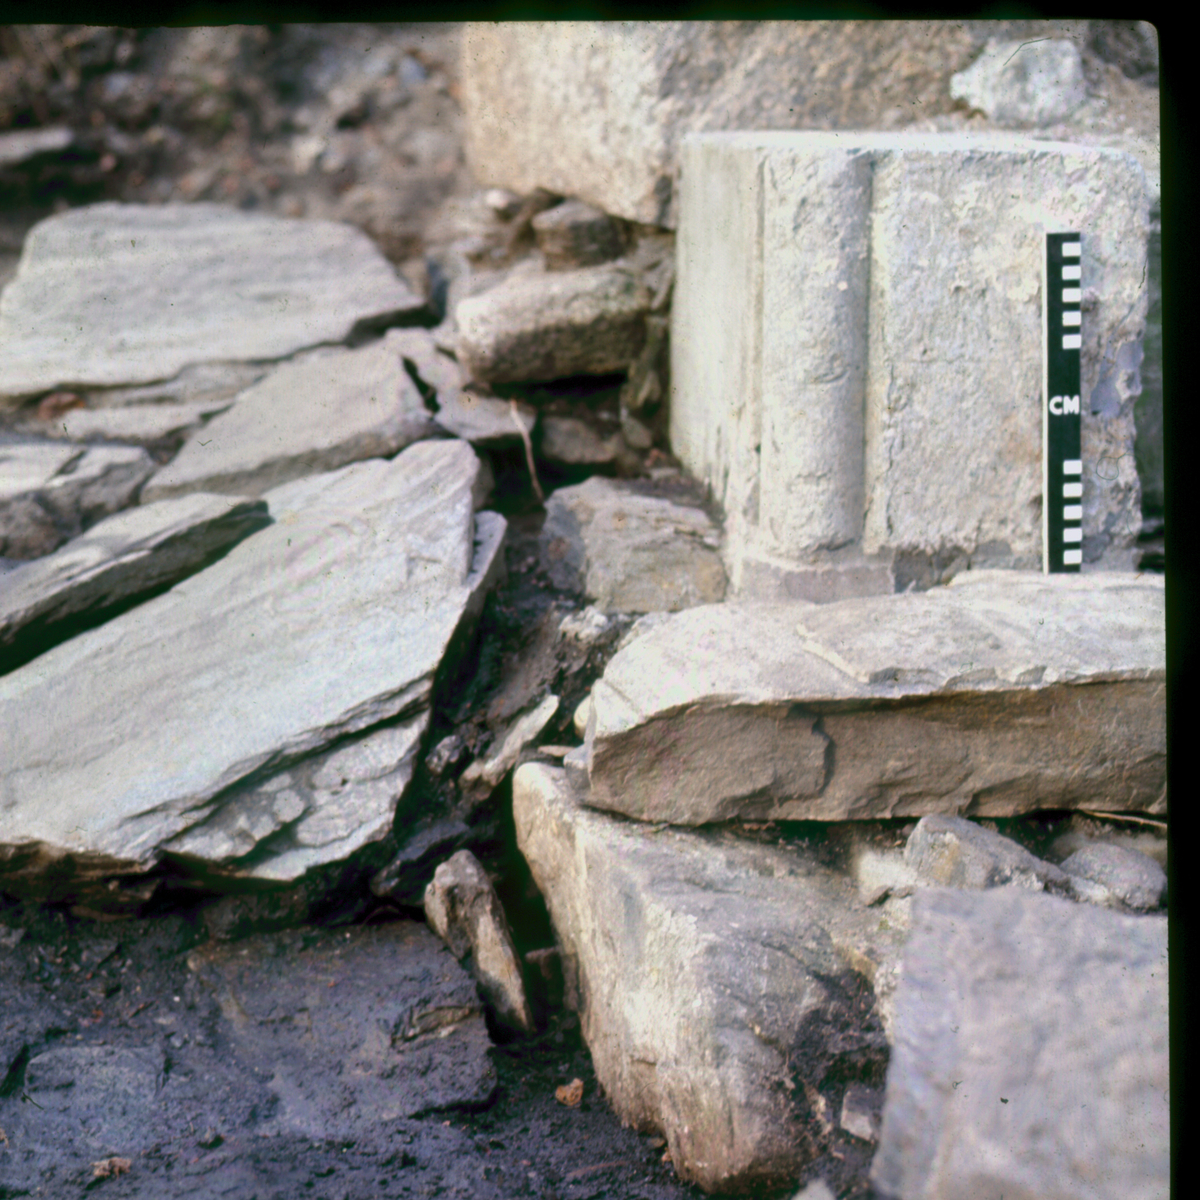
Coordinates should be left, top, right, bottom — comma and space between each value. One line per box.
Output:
538, 475, 726, 613
455, 263, 651, 384
582, 571, 1165, 824
532, 199, 627, 270
424, 849, 536, 1034
21, 400, 233, 448
1060, 841, 1166, 910
0, 203, 424, 401
950, 38, 1088, 127
903, 814, 1070, 892
870, 887, 1168, 1200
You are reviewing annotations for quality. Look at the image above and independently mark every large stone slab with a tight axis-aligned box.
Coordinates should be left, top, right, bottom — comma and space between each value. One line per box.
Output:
141, 337, 437, 501
0, 440, 505, 900
870, 887, 1168, 1200
538, 475, 727, 613
514, 762, 897, 1194
20, 399, 233, 447
582, 571, 1165, 824
672, 132, 1150, 597
0, 202, 423, 401
455, 263, 651, 384
0, 492, 269, 671
0, 440, 155, 560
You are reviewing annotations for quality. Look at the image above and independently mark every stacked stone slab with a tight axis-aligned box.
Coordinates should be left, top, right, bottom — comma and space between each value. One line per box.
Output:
672, 132, 1150, 599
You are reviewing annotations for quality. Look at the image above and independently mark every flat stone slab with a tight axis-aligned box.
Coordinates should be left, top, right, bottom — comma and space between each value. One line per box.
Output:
871, 887, 1168, 1200
582, 571, 1165, 824
0, 491, 269, 671
514, 762, 898, 1194
0, 202, 424, 401
21, 399, 233, 447
0, 440, 155, 560
186, 923, 497, 1138
141, 337, 437, 502
0, 440, 505, 900
455, 263, 651, 384
539, 475, 727, 613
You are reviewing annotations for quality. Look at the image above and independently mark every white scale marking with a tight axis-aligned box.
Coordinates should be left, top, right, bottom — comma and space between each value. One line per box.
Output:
1063, 549, 1083, 565
1062, 334, 1082, 349
1063, 528, 1083, 543
1063, 504, 1082, 520
1063, 482, 1083, 498
1061, 264, 1081, 280
1062, 242, 1081, 257
1062, 287, 1081, 302
1062, 311, 1081, 327
1063, 460, 1082, 474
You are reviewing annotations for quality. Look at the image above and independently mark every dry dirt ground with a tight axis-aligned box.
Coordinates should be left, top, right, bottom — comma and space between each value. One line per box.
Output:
0, 22, 1165, 1200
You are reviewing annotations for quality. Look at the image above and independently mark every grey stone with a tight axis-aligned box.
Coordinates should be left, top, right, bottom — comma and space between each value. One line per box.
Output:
187, 923, 497, 1137
839, 1083, 882, 1145
514, 762, 895, 1193
582, 571, 1165, 824
0, 492, 269, 666
21, 399, 233, 447
538, 416, 622, 465
532, 199, 627, 270
455, 263, 651, 384
1049, 816, 1167, 870
460, 692, 560, 795
369, 817, 473, 908
141, 338, 438, 502
83, 361, 270, 410
904, 814, 1070, 892
950, 38, 1088, 127
0, 126, 74, 167
0, 441, 505, 900
557, 605, 612, 646
424, 849, 536, 1034
790, 1181, 837, 1200
0, 203, 423, 401
538, 476, 726, 613
0, 441, 155, 560
672, 133, 1150, 596
870, 887, 1168, 1200
1060, 841, 1166, 910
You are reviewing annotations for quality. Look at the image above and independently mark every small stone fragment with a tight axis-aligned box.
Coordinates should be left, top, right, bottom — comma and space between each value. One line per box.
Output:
532, 198, 626, 270
91, 1157, 132, 1179
1060, 841, 1166, 910
839, 1083, 882, 1144
904, 814, 1070, 892
460, 693, 560, 794
538, 416, 623, 465
424, 850, 536, 1034
555, 1078, 584, 1107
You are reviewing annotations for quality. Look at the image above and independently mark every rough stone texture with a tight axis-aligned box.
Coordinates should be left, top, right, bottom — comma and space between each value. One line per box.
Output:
950, 38, 1088, 127
904, 814, 1070, 892
582, 571, 1165, 825
839, 1083, 883, 1145
0, 441, 155, 560
141, 338, 437, 502
532, 199, 627, 270
1059, 841, 1166, 910
672, 133, 1150, 597
424, 849, 536, 1034
870, 887, 1168, 1200
187, 923, 498, 1137
0, 492, 269, 668
20, 399, 233, 447
455, 264, 651, 384
0, 203, 424, 401
514, 762, 896, 1194
461, 22, 1097, 229
538, 476, 726, 614
82, 361, 270, 410
460, 692, 559, 795
0, 441, 505, 900
385, 326, 536, 446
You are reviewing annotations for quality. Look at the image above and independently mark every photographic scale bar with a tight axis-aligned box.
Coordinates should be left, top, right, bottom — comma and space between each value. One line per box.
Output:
1043, 234, 1083, 572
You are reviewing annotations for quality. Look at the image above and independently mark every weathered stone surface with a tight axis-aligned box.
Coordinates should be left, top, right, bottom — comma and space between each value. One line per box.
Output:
455, 264, 651, 384
141, 338, 438, 502
0, 492, 269, 668
950, 38, 1088, 127
0, 441, 505, 899
532, 199, 627, 270
538, 476, 726, 614
461, 22, 1073, 229
386, 326, 536, 446
83, 360, 269, 410
582, 571, 1165, 824
904, 814, 1070, 892
1060, 841, 1166, 910
0, 441, 155, 560
839, 1083, 882, 1145
514, 762, 895, 1194
538, 416, 622, 465
870, 887, 1168, 1200
0, 203, 423, 400
672, 133, 1150, 596
187, 923, 498, 1137
22, 399, 232, 447
424, 849, 536, 1034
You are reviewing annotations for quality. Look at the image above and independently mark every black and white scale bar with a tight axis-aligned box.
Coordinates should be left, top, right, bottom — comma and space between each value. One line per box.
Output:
1043, 233, 1083, 573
